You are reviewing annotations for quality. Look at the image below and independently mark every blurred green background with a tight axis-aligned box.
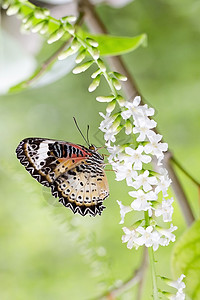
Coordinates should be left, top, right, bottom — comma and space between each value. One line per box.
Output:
1, 0, 200, 299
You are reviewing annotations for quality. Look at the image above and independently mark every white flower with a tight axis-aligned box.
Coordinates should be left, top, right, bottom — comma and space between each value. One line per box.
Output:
122, 227, 139, 249
139, 104, 155, 117
117, 200, 132, 224
129, 189, 157, 211
168, 291, 185, 300
107, 145, 123, 163
125, 145, 152, 170
158, 224, 177, 245
131, 170, 158, 192
121, 96, 142, 120
168, 274, 186, 300
114, 161, 138, 186
169, 274, 186, 291
155, 169, 172, 197
136, 226, 163, 250
99, 111, 113, 132
133, 117, 157, 141
144, 132, 168, 162
155, 198, 174, 222
104, 125, 120, 143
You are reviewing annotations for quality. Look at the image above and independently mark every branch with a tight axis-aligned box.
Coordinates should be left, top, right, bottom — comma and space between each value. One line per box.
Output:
95, 247, 148, 300
79, 0, 195, 226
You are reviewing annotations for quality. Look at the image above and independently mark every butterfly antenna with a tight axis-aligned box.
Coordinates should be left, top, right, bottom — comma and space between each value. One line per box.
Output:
86, 125, 90, 146
73, 117, 90, 146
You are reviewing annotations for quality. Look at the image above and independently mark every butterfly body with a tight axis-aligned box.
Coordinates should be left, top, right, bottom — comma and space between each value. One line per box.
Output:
16, 138, 109, 216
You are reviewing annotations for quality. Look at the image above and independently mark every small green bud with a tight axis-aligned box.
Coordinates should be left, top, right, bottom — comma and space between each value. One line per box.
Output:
71, 38, 80, 51
112, 78, 121, 91
96, 95, 115, 103
91, 69, 101, 79
88, 75, 101, 92
90, 47, 100, 60
40, 22, 49, 34
75, 49, 86, 64
86, 38, 98, 47
34, 8, 48, 19
116, 95, 126, 106
58, 47, 76, 60
47, 27, 65, 44
106, 100, 116, 113
97, 58, 106, 72
124, 119, 132, 135
6, 4, 20, 16
61, 15, 77, 23
64, 22, 75, 35
31, 21, 46, 33
2, 1, 9, 9
113, 71, 127, 81
72, 60, 93, 74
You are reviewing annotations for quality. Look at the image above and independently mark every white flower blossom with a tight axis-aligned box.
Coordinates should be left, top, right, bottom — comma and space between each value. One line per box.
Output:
125, 145, 152, 170
155, 169, 172, 197
136, 226, 164, 251
99, 111, 113, 132
167, 274, 186, 300
158, 224, 177, 245
144, 131, 168, 163
131, 170, 158, 192
117, 200, 132, 224
129, 189, 157, 211
121, 96, 142, 120
133, 117, 157, 141
114, 161, 138, 186
155, 198, 174, 222
122, 227, 139, 249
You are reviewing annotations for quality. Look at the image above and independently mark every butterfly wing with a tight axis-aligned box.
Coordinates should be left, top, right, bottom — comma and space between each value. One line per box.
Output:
51, 161, 109, 216
16, 138, 109, 216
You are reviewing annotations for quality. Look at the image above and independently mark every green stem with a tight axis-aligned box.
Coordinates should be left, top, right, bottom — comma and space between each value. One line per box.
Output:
144, 211, 159, 300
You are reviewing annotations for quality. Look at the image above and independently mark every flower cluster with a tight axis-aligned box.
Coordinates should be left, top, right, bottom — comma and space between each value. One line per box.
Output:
99, 95, 176, 251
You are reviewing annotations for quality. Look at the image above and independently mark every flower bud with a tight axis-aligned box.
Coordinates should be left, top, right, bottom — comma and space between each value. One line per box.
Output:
2, 1, 9, 9
75, 50, 86, 64
47, 27, 65, 44
64, 22, 75, 35
31, 21, 46, 33
91, 69, 101, 79
34, 8, 48, 19
86, 38, 99, 47
88, 75, 101, 92
6, 4, 20, 16
113, 71, 127, 81
40, 22, 49, 34
58, 47, 75, 60
112, 78, 121, 90
90, 47, 100, 60
116, 95, 125, 106
72, 60, 93, 74
124, 119, 132, 135
106, 100, 116, 113
96, 95, 115, 103
61, 15, 77, 23
71, 38, 80, 51
97, 58, 106, 72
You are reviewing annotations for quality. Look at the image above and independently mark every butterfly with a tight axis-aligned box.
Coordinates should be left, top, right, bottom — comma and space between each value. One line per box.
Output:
16, 138, 109, 216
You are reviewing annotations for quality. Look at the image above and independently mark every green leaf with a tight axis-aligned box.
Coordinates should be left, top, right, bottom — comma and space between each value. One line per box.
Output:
78, 30, 147, 56
171, 220, 200, 299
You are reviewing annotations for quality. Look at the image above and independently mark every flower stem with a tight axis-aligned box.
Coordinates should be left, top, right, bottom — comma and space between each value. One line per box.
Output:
144, 211, 159, 300
148, 247, 159, 300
